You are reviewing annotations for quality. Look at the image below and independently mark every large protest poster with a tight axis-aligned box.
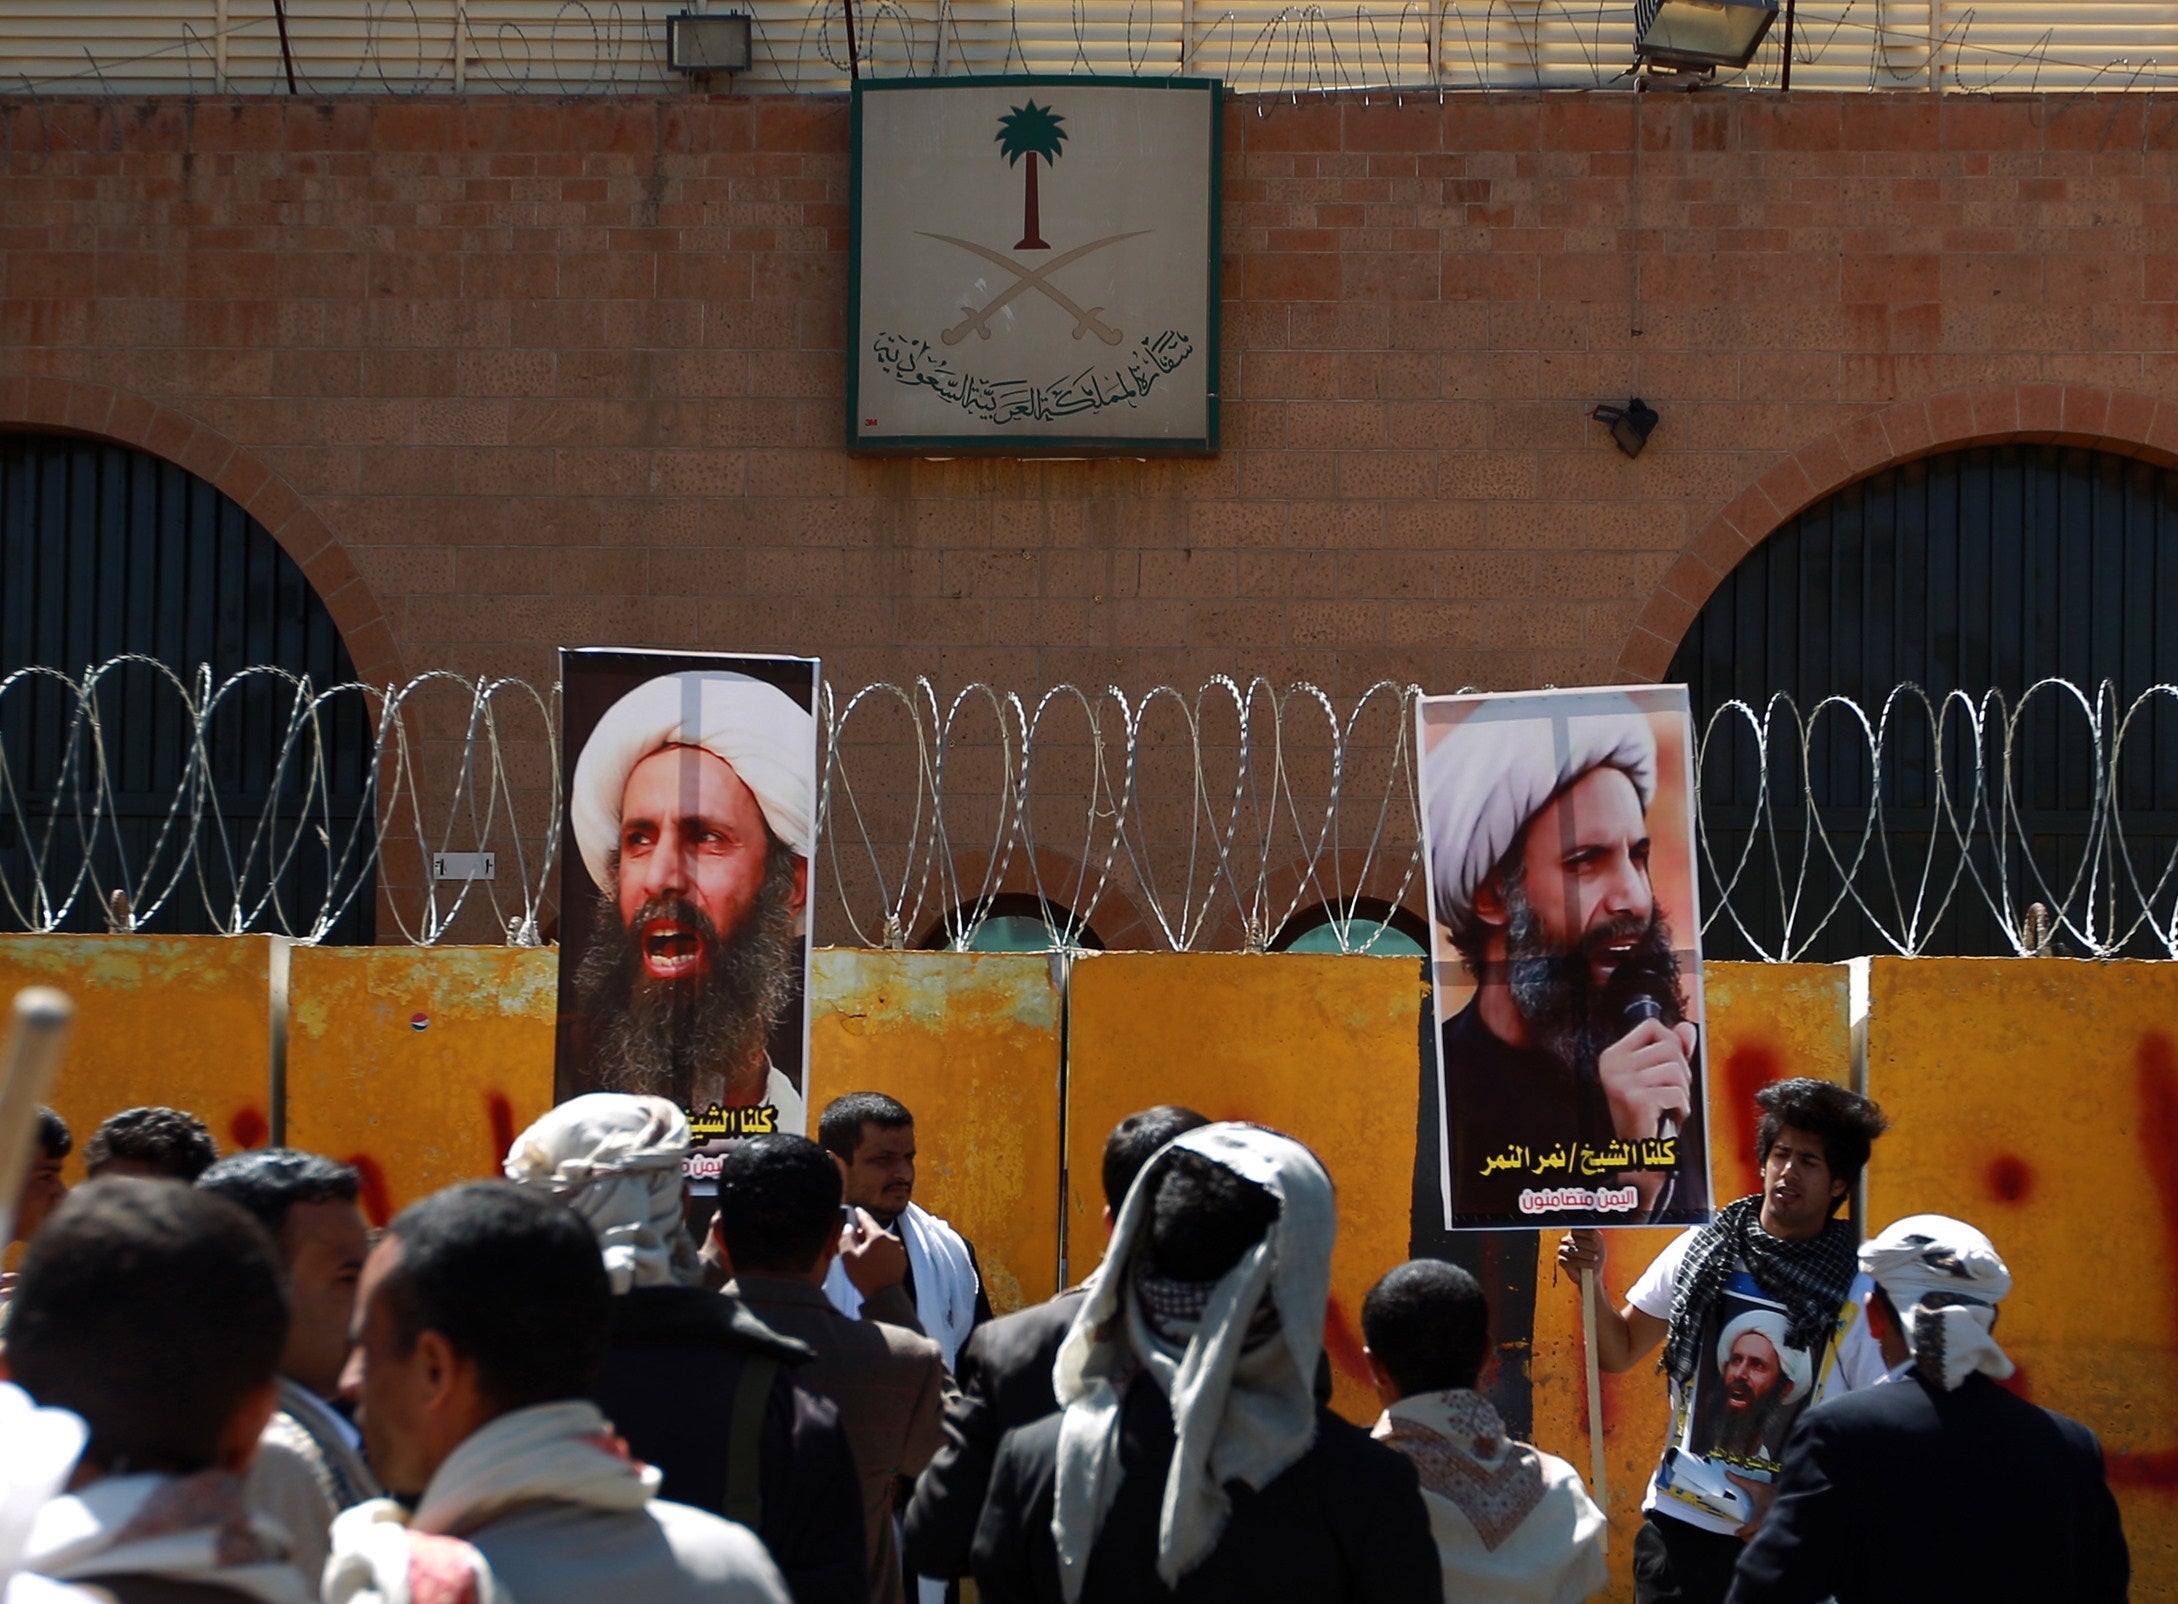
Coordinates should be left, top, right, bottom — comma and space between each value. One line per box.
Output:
554, 649, 820, 1150
1416, 685, 1713, 1232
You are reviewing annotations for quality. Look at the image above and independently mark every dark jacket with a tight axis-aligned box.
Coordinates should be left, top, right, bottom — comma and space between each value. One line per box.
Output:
730, 1273, 954, 1604
1726, 1367, 2129, 1604
904, 1286, 1086, 1578
970, 1376, 1443, 1604
591, 1284, 868, 1604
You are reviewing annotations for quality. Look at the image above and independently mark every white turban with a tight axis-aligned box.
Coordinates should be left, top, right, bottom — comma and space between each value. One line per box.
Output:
502, 1093, 698, 1293
1715, 1308, 1813, 1406
1421, 701, 1658, 938
1859, 1214, 2014, 1392
570, 671, 817, 895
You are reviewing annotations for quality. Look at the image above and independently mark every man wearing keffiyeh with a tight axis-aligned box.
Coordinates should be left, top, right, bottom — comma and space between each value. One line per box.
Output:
1556, 1078, 1890, 1604
968, 1123, 1442, 1604
1727, 1215, 2130, 1603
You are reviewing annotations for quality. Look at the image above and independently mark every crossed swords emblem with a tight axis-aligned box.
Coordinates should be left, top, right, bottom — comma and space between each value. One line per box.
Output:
922, 230, 1150, 347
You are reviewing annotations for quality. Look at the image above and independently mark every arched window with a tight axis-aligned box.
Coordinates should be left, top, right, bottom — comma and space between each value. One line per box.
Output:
0, 435, 375, 940
1271, 897, 1428, 955
1670, 444, 2178, 960
918, 892, 1105, 953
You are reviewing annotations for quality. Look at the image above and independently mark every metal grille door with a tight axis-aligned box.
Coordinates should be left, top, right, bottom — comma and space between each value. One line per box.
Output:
0, 434, 375, 941
1668, 444, 2178, 960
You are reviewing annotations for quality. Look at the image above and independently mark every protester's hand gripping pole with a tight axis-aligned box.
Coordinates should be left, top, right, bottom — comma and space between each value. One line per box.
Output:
0, 987, 74, 1245
1580, 1267, 1609, 1508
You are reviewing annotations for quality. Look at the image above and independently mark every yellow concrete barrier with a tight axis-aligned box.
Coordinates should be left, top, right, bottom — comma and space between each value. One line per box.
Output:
1527, 961, 1853, 1602
1063, 951, 1427, 1425
808, 950, 1063, 1315
285, 945, 559, 1224
0, 934, 277, 1170
1863, 957, 2178, 1598
8, 937, 2172, 1591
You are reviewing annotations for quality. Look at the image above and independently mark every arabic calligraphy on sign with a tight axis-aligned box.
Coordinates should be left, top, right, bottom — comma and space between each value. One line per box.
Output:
1477, 1136, 1680, 1179
871, 329, 1196, 425
1517, 1185, 1642, 1216
688, 1101, 780, 1141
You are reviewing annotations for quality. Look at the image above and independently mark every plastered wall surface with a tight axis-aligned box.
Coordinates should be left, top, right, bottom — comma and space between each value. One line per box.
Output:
1525, 961, 1853, 1601
1862, 957, 2178, 1597
284, 943, 559, 1224
1063, 950, 1428, 1423
0, 933, 277, 1160
807, 948, 1063, 1313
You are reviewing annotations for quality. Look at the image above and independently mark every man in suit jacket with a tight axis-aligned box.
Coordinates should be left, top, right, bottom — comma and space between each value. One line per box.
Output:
718, 1134, 956, 1604
904, 1104, 1208, 1579
1728, 1213, 2128, 1604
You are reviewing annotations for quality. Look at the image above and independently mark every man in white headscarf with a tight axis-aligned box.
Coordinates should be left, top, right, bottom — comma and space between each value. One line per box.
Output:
1419, 692, 1704, 1226
1728, 1214, 2130, 1603
503, 1096, 869, 1604
969, 1123, 1441, 1604
565, 668, 816, 1133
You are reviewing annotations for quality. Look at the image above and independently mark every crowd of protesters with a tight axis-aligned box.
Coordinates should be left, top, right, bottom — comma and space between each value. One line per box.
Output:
0, 1080, 2132, 1604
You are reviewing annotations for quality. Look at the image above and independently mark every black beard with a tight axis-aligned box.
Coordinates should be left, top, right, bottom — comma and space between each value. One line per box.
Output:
572, 846, 802, 1109
1500, 867, 1686, 1082
1717, 1388, 1783, 1458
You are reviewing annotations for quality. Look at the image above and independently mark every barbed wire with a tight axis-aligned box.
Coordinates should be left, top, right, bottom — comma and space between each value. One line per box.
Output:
3, 660, 2175, 959
3, 0, 2178, 111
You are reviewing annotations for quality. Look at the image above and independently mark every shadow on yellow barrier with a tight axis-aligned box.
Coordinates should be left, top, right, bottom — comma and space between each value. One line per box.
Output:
808, 950, 1062, 1315
1863, 958, 2178, 1599
0, 934, 277, 1171
1526, 962, 1853, 1603
1064, 951, 1427, 1425
285, 945, 559, 1224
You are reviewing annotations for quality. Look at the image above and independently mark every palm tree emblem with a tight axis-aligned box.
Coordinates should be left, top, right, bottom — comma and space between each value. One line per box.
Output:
995, 100, 1067, 251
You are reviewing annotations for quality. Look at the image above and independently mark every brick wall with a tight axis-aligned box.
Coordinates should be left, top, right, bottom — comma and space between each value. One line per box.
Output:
3, 90, 2175, 934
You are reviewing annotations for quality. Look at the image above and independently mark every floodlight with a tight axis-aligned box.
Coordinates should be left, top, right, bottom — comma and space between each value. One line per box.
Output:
1633, 0, 1777, 72
1591, 398, 1660, 459
666, 11, 753, 73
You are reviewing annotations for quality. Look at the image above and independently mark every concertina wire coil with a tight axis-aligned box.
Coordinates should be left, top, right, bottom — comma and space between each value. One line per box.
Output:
2, 656, 2176, 961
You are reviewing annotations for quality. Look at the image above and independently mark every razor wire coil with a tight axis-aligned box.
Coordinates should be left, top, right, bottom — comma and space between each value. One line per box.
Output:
3, 659, 2176, 960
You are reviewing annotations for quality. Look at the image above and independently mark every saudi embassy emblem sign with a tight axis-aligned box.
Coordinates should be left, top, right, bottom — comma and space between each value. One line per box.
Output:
849, 77, 1221, 455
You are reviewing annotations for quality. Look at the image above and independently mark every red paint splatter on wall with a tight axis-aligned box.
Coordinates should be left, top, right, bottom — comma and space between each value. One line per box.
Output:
229, 1107, 268, 1151
1985, 1153, 2034, 1204
1718, 1045, 1781, 1202
2107, 1033, 2178, 1489
1323, 1295, 1369, 1387
347, 1152, 393, 1228
486, 1092, 516, 1171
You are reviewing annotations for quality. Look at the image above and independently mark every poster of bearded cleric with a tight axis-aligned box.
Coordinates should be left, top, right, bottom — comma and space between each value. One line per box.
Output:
555, 649, 819, 1142
1654, 1275, 1823, 1525
1416, 685, 1712, 1231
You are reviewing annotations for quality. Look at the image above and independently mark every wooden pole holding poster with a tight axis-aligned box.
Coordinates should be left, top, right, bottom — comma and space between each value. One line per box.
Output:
0, 987, 74, 1242
1580, 1267, 1609, 1506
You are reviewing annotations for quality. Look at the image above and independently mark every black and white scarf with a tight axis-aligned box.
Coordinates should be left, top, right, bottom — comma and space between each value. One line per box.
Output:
1661, 1195, 1858, 1389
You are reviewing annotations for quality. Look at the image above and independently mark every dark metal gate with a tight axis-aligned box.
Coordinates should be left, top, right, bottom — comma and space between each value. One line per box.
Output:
0, 433, 375, 941
1668, 444, 2178, 960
